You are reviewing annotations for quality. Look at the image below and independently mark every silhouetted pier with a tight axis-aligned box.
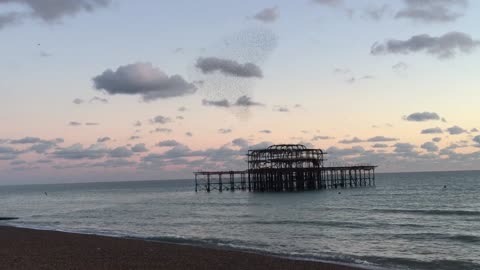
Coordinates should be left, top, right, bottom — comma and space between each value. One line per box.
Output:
195, 144, 376, 192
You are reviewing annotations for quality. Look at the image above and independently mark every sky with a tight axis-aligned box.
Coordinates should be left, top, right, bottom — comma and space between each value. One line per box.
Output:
1, 0, 480, 184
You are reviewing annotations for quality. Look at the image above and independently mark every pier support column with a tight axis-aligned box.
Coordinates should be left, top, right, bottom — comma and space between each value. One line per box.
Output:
207, 174, 211, 192
373, 168, 376, 186
195, 173, 197, 192
219, 174, 222, 192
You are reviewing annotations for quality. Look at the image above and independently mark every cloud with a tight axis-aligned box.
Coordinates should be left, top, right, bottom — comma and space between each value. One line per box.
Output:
232, 138, 249, 148
392, 62, 408, 72
404, 112, 441, 122
85, 122, 99, 126
234, 95, 263, 107
56, 159, 137, 169
421, 141, 439, 152
29, 141, 58, 154
173, 47, 183, 54
97, 137, 111, 143
93, 62, 197, 101
312, 0, 343, 7
473, 135, 480, 145
131, 143, 148, 153
151, 115, 171, 124
471, 128, 479, 133
312, 136, 334, 141
36, 159, 52, 164
0, 0, 111, 30
333, 68, 351, 75
202, 95, 263, 108
39, 51, 51, 57
0, 12, 21, 29
218, 128, 232, 134
185, 132, 193, 137
327, 146, 366, 158
0, 146, 21, 160
371, 32, 480, 59
273, 106, 289, 112
69, 121, 82, 126
133, 121, 142, 127
157, 140, 180, 147
363, 4, 390, 21
396, 0, 468, 23
109, 146, 133, 158
394, 143, 416, 154
156, 144, 195, 159
140, 142, 255, 170
6, 137, 61, 154
259, 130, 272, 134
253, 7, 278, 23
140, 153, 165, 167
129, 136, 140, 140
89, 96, 108, 104
339, 137, 363, 144
367, 136, 398, 142
178, 106, 187, 112
443, 142, 468, 151
372, 143, 389, 148
7, 137, 61, 154
52, 144, 107, 160
421, 127, 443, 134
73, 98, 84, 104
345, 75, 374, 84
10, 160, 26, 166
151, 128, 172, 134
446, 125, 467, 135
146, 145, 226, 168
0, 0, 111, 21
91, 159, 136, 168
202, 99, 230, 108
346, 77, 356, 84
195, 57, 263, 78
10, 136, 42, 144
432, 137, 442, 142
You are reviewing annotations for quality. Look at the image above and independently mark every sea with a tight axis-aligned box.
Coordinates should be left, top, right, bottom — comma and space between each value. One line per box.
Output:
1, 171, 479, 270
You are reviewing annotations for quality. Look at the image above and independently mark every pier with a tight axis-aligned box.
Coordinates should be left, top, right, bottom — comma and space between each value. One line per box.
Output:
195, 144, 376, 192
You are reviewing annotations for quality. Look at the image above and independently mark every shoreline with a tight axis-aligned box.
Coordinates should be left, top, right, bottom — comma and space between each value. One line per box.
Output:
1, 225, 366, 270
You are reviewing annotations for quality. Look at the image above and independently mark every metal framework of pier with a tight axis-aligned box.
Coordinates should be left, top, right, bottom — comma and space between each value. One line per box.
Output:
195, 144, 376, 192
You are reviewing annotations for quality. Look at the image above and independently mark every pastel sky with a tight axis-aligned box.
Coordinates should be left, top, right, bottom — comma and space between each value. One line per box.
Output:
1, 0, 480, 184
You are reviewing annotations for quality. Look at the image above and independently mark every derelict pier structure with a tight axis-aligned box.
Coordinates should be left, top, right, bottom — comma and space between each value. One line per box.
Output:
194, 144, 376, 192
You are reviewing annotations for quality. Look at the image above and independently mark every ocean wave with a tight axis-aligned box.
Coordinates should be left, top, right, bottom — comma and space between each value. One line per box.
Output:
360, 256, 480, 270
372, 209, 480, 216
247, 219, 431, 230
138, 235, 379, 269
250, 219, 367, 228
385, 232, 480, 244
0, 217, 18, 220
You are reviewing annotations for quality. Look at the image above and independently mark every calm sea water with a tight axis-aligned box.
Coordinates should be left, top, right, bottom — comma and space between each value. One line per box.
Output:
1, 171, 479, 270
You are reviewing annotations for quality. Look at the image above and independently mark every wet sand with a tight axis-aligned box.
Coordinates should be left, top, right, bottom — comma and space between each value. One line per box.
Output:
0, 226, 363, 270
